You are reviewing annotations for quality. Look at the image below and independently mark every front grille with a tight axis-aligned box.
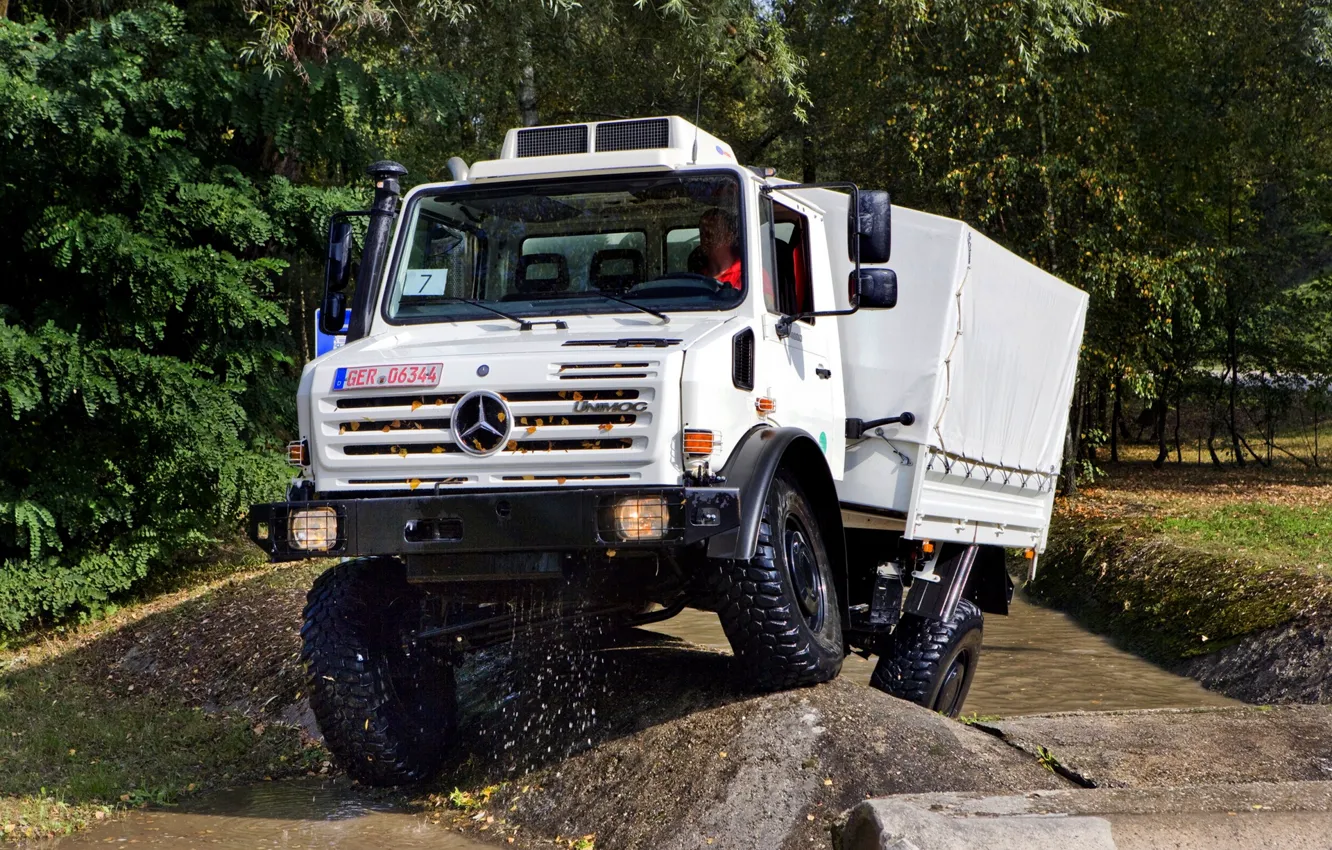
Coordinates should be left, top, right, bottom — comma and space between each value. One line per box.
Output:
340, 417, 450, 434
516, 125, 589, 157
322, 356, 662, 490
337, 393, 461, 410
342, 437, 635, 456
595, 118, 670, 152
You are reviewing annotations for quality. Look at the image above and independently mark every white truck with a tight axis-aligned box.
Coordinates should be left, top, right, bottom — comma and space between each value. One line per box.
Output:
249, 116, 1088, 786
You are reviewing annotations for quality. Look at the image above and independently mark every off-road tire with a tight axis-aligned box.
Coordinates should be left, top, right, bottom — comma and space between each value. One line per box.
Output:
302, 558, 456, 786
713, 472, 843, 690
870, 599, 983, 717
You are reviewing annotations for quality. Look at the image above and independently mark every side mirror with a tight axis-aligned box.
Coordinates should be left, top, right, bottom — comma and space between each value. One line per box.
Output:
854, 268, 898, 309
851, 189, 892, 264
320, 217, 356, 335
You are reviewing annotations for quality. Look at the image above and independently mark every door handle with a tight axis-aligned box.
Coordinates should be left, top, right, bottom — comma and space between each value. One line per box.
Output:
816, 366, 832, 380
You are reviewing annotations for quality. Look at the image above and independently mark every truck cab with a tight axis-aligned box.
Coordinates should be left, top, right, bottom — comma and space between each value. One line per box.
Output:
249, 116, 1087, 786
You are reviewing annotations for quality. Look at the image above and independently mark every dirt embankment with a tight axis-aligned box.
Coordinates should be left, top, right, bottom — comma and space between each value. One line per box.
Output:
1030, 520, 1332, 704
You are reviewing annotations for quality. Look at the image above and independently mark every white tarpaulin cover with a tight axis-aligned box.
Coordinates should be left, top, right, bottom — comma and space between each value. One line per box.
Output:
837, 206, 1087, 548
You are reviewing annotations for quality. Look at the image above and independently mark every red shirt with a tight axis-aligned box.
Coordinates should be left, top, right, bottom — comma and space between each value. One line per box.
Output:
717, 259, 742, 289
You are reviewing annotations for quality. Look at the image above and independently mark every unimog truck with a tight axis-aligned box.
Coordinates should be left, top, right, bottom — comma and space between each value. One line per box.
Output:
249, 116, 1088, 786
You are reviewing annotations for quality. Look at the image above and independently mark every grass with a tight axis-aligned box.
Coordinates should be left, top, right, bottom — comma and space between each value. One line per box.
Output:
1159, 504, 1332, 573
0, 559, 328, 842
1072, 449, 1332, 574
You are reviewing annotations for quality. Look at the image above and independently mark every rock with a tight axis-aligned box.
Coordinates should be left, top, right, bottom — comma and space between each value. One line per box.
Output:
445, 629, 1066, 850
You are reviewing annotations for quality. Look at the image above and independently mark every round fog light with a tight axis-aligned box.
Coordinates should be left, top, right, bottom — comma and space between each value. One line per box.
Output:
614, 496, 668, 541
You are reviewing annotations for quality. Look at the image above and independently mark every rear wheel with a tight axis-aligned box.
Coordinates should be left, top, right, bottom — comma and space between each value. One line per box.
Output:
870, 599, 983, 717
712, 472, 843, 690
302, 558, 456, 786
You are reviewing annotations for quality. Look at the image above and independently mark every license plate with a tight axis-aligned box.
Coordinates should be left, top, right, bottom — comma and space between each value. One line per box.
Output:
332, 363, 442, 391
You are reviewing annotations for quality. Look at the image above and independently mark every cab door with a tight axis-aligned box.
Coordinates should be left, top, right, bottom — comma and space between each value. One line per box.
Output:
755, 193, 846, 478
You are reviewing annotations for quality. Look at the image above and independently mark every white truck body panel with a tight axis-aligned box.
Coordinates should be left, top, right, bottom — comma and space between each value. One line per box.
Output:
834, 207, 1088, 550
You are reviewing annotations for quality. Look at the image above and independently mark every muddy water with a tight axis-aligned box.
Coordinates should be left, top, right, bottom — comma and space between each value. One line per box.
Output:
51, 592, 1237, 849
648, 589, 1241, 716
38, 778, 489, 849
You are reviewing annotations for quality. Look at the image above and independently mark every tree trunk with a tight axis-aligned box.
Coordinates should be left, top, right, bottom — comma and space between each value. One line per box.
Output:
1062, 382, 1084, 497
1174, 381, 1183, 464
518, 62, 538, 127
801, 132, 817, 183
1226, 319, 1244, 466
1207, 422, 1224, 467
1110, 382, 1121, 463
1153, 388, 1169, 469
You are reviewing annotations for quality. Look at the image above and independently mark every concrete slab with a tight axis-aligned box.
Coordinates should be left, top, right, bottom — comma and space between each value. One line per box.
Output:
838, 781, 1332, 850
984, 705, 1332, 787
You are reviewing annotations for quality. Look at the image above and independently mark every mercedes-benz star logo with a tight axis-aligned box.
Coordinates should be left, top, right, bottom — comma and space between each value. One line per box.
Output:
451, 390, 512, 457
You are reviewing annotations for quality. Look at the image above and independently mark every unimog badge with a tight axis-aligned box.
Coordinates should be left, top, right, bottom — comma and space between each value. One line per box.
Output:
572, 400, 649, 413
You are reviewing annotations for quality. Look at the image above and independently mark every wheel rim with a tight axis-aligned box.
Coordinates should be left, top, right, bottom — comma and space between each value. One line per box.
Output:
933, 649, 971, 715
784, 516, 825, 631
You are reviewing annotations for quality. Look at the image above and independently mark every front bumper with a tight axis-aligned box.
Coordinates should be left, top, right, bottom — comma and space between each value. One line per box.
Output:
247, 486, 741, 562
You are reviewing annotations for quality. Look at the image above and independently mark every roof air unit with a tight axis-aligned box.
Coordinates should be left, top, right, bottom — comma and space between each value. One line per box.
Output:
595, 118, 671, 152
516, 125, 590, 158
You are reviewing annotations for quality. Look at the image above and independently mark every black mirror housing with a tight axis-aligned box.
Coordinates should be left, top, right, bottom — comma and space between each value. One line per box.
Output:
852, 190, 892, 264
319, 216, 357, 338
855, 268, 898, 309
325, 218, 355, 293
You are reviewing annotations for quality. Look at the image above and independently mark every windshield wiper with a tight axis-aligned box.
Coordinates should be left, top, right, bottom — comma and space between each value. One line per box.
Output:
420, 296, 567, 331
550, 291, 669, 324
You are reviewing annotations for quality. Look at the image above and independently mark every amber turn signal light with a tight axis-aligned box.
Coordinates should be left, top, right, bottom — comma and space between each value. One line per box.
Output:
682, 429, 716, 457
287, 439, 309, 467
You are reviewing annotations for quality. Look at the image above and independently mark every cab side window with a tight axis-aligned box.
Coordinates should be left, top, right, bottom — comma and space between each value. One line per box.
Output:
765, 200, 814, 321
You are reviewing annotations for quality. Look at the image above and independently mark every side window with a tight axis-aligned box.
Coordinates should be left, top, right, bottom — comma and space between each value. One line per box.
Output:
771, 201, 813, 321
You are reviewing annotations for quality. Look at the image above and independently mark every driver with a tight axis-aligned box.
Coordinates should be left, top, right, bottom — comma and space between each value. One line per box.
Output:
696, 208, 742, 289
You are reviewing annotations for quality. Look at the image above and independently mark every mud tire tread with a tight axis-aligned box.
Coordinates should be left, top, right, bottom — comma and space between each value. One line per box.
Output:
712, 474, 843, 691
871, 598, 983, 711
301, 558, 454, 786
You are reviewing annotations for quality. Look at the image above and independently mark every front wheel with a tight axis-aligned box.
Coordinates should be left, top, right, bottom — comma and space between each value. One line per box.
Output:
302, 558, 456, 785
870, 599, 983, 717
712, 472, 843, 690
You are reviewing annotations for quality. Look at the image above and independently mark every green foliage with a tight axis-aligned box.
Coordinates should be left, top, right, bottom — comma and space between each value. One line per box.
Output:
0, 8, 293, 630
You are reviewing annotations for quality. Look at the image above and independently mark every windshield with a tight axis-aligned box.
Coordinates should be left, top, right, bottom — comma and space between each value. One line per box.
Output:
384, 172, 745, 323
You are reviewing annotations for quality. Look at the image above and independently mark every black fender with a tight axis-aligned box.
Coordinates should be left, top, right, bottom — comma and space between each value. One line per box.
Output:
706, 426, 848, 614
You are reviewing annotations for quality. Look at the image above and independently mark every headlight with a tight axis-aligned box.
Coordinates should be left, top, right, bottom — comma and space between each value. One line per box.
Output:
289, 507, 338, 551
613, 496, 668, 541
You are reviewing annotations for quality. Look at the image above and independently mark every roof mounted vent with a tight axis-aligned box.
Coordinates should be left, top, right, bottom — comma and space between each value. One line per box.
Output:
595, 118, 671, 152
480, 116, 738, 176
516, 125, 590, 158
